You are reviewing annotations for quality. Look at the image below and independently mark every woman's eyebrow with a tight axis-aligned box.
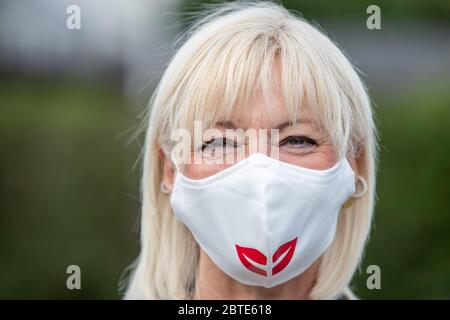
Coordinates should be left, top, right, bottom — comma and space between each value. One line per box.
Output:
275, 119, 312, 131
216, 120, 237, 129
215, 119, 312, 130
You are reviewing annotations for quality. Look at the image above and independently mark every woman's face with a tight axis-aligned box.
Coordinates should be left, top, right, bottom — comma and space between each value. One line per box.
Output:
162, 61, 359, 188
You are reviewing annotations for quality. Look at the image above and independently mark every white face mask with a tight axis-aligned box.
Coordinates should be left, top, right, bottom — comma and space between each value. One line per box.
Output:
170, 152, 355, 288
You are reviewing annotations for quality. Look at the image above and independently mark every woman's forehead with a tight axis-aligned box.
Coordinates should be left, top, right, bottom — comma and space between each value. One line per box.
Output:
215, 101, 316, 130
208, 79, 318, 130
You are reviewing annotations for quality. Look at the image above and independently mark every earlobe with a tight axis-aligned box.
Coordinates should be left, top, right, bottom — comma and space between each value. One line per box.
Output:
353, 176, 368, 198
160, 181, 171, 194
342, 175, 368, 208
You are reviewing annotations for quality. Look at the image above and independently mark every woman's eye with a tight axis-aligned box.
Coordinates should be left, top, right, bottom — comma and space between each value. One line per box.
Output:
201, 138, 237, 152
279, 136, 317, 149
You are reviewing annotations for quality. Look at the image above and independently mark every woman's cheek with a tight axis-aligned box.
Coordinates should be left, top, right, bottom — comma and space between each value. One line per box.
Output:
279, 146, 337, 170
184, 163, 232, 179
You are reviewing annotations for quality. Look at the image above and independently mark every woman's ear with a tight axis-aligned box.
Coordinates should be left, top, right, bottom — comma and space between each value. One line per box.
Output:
158, 145, 175, 192
347, 144, 363, 185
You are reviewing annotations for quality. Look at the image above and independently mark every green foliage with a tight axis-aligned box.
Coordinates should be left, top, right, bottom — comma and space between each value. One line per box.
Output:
0, 77, 140, 299
353, 86, 450, 299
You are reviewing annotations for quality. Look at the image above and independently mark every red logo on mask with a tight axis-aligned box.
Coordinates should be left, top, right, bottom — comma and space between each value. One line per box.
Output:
235, 237, 298, 276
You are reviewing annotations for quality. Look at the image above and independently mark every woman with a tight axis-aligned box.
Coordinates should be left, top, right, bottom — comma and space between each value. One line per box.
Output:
124, 1, 377, 300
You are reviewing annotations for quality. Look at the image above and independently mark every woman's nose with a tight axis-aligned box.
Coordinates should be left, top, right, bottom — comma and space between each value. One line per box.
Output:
243, 131, 279, 159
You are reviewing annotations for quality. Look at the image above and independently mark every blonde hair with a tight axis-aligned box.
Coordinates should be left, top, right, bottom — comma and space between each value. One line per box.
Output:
124, 0, 378, 300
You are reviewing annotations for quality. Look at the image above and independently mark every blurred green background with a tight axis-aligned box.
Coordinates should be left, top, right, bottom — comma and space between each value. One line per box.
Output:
0, 0, 449, 299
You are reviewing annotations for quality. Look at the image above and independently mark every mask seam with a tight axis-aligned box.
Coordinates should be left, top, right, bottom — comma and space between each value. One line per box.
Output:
262, 165, 271, 287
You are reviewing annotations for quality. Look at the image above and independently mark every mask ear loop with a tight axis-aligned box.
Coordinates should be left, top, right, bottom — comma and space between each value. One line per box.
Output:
342, 175, 368, 208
